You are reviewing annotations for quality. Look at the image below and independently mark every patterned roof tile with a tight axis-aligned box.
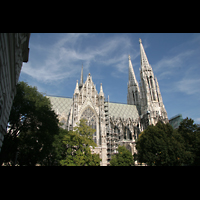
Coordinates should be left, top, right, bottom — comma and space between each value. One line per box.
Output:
47, 96, 139, 121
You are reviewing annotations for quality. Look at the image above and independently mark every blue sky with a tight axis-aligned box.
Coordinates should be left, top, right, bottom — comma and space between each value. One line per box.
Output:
19, 33, 200, 124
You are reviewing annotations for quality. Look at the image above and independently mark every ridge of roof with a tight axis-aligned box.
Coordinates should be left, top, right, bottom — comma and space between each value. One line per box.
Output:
46, 94, 135, 106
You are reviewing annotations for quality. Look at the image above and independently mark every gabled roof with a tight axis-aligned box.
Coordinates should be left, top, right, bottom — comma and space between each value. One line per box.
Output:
109, 102, 139, 120
46, 95, 139, 121
47, 95, 72, 115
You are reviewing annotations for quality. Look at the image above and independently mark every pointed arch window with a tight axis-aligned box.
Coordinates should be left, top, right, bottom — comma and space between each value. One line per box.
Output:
132, 91, 135, 104
150, 76, 157, 101
80, 107, 97, 144
123, 127, 132, 140
113, 126, 120, 140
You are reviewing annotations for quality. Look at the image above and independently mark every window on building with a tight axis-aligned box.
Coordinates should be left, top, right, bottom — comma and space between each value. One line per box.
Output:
124, 127, 132, 140
80, 106, 97, 144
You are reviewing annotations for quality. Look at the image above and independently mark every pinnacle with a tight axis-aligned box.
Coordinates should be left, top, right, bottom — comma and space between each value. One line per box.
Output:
99, 83, 104, 96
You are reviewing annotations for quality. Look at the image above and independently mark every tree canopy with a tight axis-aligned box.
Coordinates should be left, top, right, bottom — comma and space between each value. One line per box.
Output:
0, 82, 101, 166
110, 145, 134, 166
177, 118, 200, 166
136, 119, 200, 166
56, 119, 101, 166
0, 81, 59, 166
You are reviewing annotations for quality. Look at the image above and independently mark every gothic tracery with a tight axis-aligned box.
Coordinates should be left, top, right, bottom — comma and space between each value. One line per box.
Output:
47, 38, 168, 166
80, 106, 97, 143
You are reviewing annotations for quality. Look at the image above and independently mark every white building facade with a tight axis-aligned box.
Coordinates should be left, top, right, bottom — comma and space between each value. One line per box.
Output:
47, 38, 168, 166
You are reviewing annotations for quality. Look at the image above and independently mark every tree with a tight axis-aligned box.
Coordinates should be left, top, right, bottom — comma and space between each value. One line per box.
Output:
110, 145, 134, 166
0, 81, 59, 166
59, 119, 101, 166
52, 127, 68, 165
136, 121, 186, 166
177, 118, 200, 166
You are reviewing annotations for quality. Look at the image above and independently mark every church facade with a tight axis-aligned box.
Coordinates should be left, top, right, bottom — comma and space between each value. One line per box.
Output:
47, 38, 168, 166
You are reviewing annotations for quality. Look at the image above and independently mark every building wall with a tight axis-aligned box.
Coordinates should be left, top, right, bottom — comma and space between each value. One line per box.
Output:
47, 38, 169, 166
169, 114, 183, 129
48, 73, 140, 166
0, 33, 30, 152
67, 74, 108, 166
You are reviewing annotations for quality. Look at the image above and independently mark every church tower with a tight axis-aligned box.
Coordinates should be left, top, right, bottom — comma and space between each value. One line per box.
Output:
139, 38, 168, 130
127, 55, 141, 115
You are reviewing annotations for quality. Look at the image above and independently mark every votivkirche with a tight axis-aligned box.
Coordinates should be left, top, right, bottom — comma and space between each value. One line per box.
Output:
47, 38, 168, 166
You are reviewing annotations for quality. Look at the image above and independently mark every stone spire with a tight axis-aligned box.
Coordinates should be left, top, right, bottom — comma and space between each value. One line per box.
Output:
139, 38, 152, 71
139, 38, 168, 128
128, 55, 139, 88
79, 64, 83, 90
127, 55, 141, 114
155, 76, 163, 104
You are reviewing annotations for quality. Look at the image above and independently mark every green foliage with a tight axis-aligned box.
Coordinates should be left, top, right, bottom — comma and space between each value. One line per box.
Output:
58, 119, 101, 166
136, 119, 200, 166
52, 128, 68, 164
136, 122, 184, 166
177, 118, 200, 166
0, 83, 101, 166
0, 81, 59, 166
110, 145, 134, 166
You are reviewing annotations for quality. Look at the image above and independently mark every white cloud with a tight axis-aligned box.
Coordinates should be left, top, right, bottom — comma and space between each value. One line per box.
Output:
195, 118, 200, 124
153, 50, 195, 79
22, 34, 93, 83
21, 33, 135, 83
176, 79, 200, 95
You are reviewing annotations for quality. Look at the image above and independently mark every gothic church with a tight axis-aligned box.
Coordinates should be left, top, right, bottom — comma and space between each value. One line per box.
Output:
47, 38, 168, 166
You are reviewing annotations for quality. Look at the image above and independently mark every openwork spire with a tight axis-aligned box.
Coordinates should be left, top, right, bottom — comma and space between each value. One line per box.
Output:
128, 55, 138, 87
139, 38, 152, 71
127, 55, 141, 110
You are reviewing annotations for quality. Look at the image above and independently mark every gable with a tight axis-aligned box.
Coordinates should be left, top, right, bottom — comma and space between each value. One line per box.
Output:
80, 74, 98, 97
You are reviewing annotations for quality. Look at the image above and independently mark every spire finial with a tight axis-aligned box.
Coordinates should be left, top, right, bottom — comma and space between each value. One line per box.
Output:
139, 38, 142, 43
99, 83, 104, 96
139, 37, 152, 71
74, 80, 79, 94
128, 55, 131, 60
80, 64, 83, 85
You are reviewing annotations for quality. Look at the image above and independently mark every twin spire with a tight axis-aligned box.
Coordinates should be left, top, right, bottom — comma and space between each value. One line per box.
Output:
129, 38, 150, 87
129, 38, 152, 87
75, 38, 156, 102
128, 38, 163, 108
